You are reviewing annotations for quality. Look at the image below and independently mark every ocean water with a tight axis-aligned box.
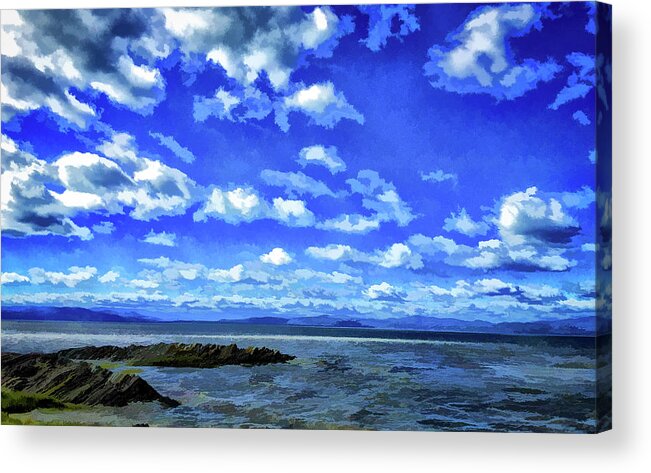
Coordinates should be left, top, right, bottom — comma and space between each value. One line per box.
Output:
1, 320, 607, 432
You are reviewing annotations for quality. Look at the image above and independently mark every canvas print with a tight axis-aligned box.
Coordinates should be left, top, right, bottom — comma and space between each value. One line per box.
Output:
1, 2, 611, 433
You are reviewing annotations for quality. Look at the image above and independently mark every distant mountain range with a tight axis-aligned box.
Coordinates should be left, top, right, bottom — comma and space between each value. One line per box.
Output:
1, 306, 153, 323
1, 306, 611, 336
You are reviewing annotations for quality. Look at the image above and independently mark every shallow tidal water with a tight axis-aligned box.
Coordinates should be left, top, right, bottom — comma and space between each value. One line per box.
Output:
2, 320, 606, 432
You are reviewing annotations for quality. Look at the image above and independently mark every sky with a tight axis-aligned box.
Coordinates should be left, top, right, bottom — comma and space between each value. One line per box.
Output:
0, 3, 612, 322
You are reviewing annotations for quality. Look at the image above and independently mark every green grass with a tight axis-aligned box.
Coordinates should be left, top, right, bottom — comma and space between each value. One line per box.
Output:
117, 368, 143, 376
1, 389, 66, 414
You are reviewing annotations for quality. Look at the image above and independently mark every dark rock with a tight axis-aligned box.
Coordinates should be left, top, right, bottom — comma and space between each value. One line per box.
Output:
56, 342, 295, 368
1, 352, 179, 408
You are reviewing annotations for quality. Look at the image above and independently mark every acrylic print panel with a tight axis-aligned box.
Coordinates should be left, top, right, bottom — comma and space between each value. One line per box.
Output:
0, 2, 612, 432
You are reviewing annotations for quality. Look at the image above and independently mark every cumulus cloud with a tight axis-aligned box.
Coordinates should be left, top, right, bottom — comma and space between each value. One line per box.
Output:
92, 221, 115, 235
374, 243, 423, 270
306, 242, 422, 270
408, 234, 462, 256
358, 4, 420, 52
272, 197, 316, 226
317, 214, 381, 234
297, 145, 346, 174
193, 185, 315, 227
260, 247, 292, 266
193, 86, 273, 123
260, 169, 338, 198
55, 134, 196, 223
294, 268, 362, 285
1, 272, 30, 284
561, 186, 596, 210
408, 231, 576, 273
28, 265, 97, 287
305, 244, 355, 261
326, 170, 417, 231
138, 256, 204, 281
207, 264, 244, 283
1, 136, 93, 240
163, 6, 352, 91
274, 82, 364, 132
572, 110, 591, 126
2, 9, 166, 126
130, 278, 160, 289
443, 208, 490, 237
423, 3, 561, 100
149, 132, 195, 164
170, 6, 359, 131
498, 187, 580, 245
549, 52, 595, 110
421, 169, 457, 185
141, 229, 176, 247
364, 282, 404, 301
98, 270, 120, 283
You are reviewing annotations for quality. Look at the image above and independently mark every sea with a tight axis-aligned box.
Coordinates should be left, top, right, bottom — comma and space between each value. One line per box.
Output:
1, 320, 609, 432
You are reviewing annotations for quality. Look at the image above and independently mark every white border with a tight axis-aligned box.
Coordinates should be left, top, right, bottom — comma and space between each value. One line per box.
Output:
1, 1, 650, 472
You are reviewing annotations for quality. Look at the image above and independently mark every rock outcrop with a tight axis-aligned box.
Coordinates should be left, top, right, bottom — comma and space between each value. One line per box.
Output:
56, 342, 295, 368
1, 353, 179, 408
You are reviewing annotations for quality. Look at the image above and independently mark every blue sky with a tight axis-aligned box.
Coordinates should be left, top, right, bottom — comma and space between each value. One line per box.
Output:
1, 3, 611, 322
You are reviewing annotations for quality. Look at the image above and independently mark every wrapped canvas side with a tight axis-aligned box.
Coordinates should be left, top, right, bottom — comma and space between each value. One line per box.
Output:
595, 1, 612, 433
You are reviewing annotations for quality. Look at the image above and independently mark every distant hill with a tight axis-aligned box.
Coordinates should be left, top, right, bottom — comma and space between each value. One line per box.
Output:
218, 316, 289, 325
1, 306, 610, 336
1, 306, 153, 323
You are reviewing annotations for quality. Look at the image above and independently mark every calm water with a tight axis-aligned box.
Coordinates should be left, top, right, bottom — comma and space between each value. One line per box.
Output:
2, 320, 604, 432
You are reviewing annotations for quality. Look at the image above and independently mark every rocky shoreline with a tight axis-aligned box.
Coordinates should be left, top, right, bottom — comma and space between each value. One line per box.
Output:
1, 342, 295, 423
2, 352, 179, 408
57, 342, 296, 368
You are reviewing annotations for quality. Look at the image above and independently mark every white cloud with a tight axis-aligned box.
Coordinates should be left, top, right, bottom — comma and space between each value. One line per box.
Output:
2, 10, 166, 127
92, 221, 115, 235
305, 244, 355, 261
549, 52, 595, 110
149, 132, 195, 164
421, 170, 457, 185
561, 186, 596, 209
498, 187, 580, 245
581, 243, 597, 252
194, 186, 315, 228
408, 234, 462, 256
345, 170, 417, 228
98, 270, 120, 283
364, 282, 403, 300
260, 170, 338, 198
559, 298, 595, 311
443, 208, 490, 237
424, 3, 561, 100
138, 256, 205, 282
141, 229, 177, 247
294, 268, 362, 285
28, 266, 97, 287
374, 243, 423, 270
260, 248, 293, 266
272, 197, 315, 226
358, 5, 420, 52
318, 214, 381, 234
298, 145, 346, 174
1, 272, 30, 284
130, 279, 160, 289
164, 6, 349, 91
207, 264, 245, 283
1, 138, 93, 240
275, 82, 364, 132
